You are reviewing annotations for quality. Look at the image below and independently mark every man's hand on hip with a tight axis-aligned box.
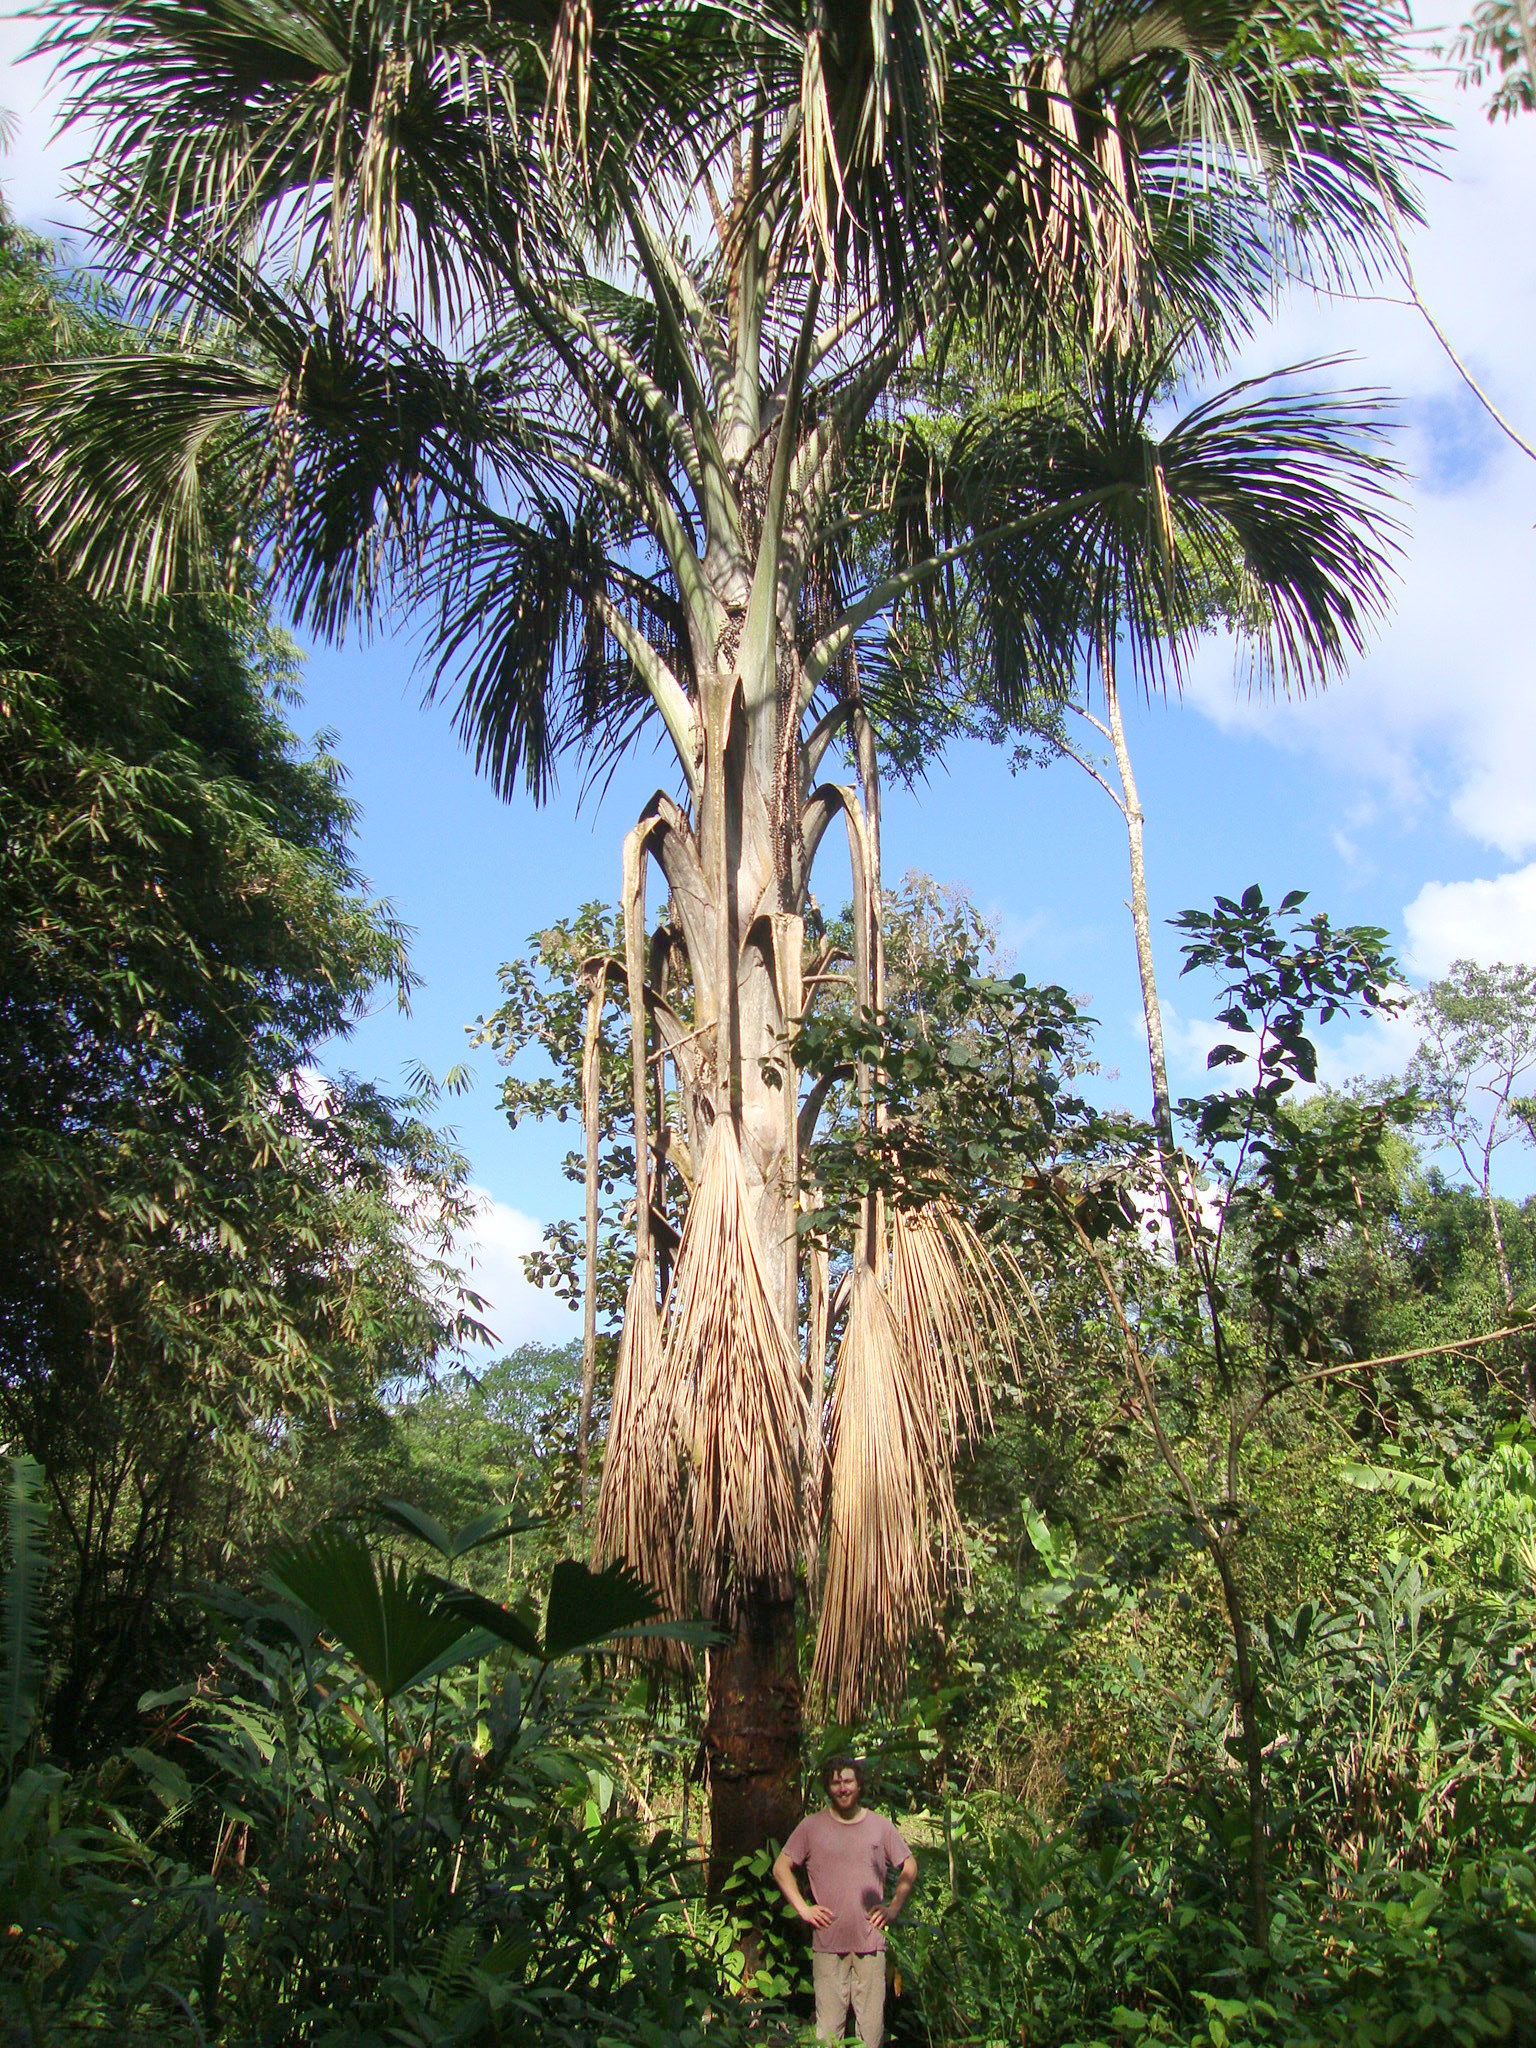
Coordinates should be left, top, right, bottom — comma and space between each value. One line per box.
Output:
799, 1902, 835, 1930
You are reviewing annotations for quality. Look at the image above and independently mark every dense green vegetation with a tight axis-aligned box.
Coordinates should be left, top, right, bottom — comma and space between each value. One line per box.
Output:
11, 845, 1536, 2044
0, 209, 484, 1755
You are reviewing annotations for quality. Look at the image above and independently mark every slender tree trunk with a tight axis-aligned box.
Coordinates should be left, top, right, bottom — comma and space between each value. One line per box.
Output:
1483, 1168, 1536, 1419
576, 963, 607, 1512
1484, 1173, 1516, 1315
1211, 1537, 1270, 1950
1103, 658, 1183, 1258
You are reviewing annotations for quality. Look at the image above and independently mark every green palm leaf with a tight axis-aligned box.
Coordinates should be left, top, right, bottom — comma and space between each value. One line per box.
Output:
374, 1496, 540, 1560
15, 0, 1430, 801
264, 1525, 480, 1698
952, 348, 1402, 709
541, 1558, 660, 1659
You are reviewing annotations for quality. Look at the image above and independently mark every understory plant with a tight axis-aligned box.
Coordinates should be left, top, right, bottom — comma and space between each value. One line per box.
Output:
1, 1492, 757, 2048
892, 1539, 1536, 2048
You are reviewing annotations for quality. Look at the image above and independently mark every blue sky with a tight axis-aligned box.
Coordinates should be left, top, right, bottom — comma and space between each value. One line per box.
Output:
5, 23, 1535, 1347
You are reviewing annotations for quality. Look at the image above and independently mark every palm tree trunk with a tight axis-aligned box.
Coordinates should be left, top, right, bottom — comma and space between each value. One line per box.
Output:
703, 694, 806, 1884
705, 1583, 804, 1890
1102, 658, 1182, 1257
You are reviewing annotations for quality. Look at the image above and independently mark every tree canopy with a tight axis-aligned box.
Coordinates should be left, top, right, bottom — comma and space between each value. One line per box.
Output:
0, 203, 482, 1752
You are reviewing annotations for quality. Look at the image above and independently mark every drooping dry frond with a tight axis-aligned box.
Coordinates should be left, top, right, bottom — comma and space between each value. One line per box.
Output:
889, 1201, 1024, 1445
593, 1257, 689, 1669
593, 1261, 677, 1578
813, 1265, 938, 1720
1034, 52, 1083, 279
657, 1118, 810, 1600
1091, 105, 1139, 353
802, 1231, 832, 1589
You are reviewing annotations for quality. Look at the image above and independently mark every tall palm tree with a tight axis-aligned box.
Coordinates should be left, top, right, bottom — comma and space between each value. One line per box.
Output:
967, 347, 1401, 1250
18, 0, 1427, 1870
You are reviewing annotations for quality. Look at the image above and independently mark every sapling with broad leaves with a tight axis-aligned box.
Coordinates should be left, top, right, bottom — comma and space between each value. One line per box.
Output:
1107, 887, 1415, 1946
800, 884, 1416, 1948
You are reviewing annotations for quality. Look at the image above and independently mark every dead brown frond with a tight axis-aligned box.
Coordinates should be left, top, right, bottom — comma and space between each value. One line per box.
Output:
812, 1202, 1044, 1715
594, 1258, 679, 1566
593, 1258, 692, 1674
545, 0, 595, 165
890, 1200, 1027, 1449
812, 1265, 937, 1720
1090, 102, 1139, 352
657, 1117, 810, 1602
799, 1230, 834, 1602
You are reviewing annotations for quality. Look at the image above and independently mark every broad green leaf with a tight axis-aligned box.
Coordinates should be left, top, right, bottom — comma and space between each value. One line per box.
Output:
264, 1527, 479, 1698
542, 1559, 660, 1659
374, 1498, 456, 1557
376, 1497, 543, 1560
431, 1583, 542, 1659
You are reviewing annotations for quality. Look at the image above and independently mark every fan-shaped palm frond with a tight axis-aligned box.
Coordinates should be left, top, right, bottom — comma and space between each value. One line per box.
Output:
36, 0, 542, 326
953, 347, 1403, 703
265, 1526, 479, 1698
424, 494, 689, 802
36, 1, 759, 322
11, 278, 527, 618
1066, 0, 1436, 313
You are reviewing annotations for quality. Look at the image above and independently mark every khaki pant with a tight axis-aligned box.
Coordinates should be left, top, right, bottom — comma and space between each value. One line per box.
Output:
812, 1950, 886, 2048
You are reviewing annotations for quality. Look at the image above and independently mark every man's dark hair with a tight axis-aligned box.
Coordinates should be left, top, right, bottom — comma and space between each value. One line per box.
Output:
821, 1752, 866, 1793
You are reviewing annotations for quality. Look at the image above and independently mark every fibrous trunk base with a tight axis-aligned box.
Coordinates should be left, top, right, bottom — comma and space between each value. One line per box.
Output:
705, 1581, 801, 1893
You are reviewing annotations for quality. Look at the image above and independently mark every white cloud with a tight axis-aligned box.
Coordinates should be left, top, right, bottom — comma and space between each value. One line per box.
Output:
1315, 988, 1423, 1089
1403, 865, 1536, 978
1159, 1001, 1227, 1084
456, 1191, 581, 1354
1160, 984, 1421, 1096
1181, 84, 1536, 860
0, 20, 92, 235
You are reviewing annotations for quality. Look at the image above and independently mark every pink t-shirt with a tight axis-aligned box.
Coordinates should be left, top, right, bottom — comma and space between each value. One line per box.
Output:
781, 1807, 912, 1954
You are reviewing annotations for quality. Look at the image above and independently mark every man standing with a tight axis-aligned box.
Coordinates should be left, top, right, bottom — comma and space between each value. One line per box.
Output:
771, 1755, 918, 2048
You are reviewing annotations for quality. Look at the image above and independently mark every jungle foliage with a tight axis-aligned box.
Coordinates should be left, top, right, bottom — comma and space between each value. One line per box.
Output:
10, 869, 1536, 2047
0, 208, 483, 1760
4, 1, 1536, 2041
